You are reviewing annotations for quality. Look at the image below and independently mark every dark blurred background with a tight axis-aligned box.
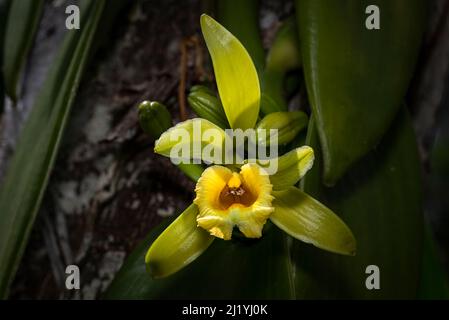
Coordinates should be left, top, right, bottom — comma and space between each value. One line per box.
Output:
0, 0, 448, 299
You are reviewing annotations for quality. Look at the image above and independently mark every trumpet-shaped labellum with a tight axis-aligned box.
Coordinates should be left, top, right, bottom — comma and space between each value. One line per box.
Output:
194, 164, 274, 240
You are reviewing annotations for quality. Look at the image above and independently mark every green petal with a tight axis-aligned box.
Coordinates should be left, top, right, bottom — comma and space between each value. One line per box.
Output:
271, 187, 356, 255
200, 14, 260, 130
154, 118, 227, 164
253, 146, 314, 190
145, 204, 214, 278
256, 111, 308, 146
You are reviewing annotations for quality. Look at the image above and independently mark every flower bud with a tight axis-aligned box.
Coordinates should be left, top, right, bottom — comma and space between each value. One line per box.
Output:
138, 101, 172, 139
187, 89, 228, 129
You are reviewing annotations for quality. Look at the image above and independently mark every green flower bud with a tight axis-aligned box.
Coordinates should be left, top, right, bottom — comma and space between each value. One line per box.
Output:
187, 89, 229, 129
189, 84, 217, 97
138, 101, 172, 139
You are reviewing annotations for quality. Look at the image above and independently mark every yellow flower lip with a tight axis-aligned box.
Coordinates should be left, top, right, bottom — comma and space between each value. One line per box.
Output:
194, 164, 274, 240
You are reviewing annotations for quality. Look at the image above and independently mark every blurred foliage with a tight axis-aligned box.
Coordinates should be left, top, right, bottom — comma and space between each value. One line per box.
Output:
261, 17, 301, 114
0, 0, 11, 114
0, 0, 130, 298
3, 0, 44, 102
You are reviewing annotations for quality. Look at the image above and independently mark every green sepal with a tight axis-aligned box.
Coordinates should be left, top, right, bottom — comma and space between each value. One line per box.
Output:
145, 204, 214, 278
271, 187, 356, 256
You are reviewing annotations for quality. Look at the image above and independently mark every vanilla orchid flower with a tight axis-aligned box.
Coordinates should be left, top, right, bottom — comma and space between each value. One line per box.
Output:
145, 14, 356, 278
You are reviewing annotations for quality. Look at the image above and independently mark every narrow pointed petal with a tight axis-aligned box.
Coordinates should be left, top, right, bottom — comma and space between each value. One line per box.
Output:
271, 187, 356, 255
145, 204, 214, 278
247, 146, 314, 190
200, 14, 260, 130
270, 146, 314, 190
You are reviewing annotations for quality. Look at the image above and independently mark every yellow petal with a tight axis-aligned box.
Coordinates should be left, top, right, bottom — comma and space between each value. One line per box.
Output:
200, 14, 260, 130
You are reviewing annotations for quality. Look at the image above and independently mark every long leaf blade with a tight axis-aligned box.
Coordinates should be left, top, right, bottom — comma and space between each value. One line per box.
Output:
0, 0, 106, 298
297, 0, 427, 185
0, 0, 11, 114
2, 0, 44, 101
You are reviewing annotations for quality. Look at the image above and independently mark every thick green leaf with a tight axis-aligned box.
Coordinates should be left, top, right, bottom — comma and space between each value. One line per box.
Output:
271, 187, 356, 255
201, 14, 260, 130
3, 0, 44, 102
296, 108, 423, 299
105, 222, 294, 299
146, 204, 215, 278
297, 0, 427, 185
0, 0, 106, 298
